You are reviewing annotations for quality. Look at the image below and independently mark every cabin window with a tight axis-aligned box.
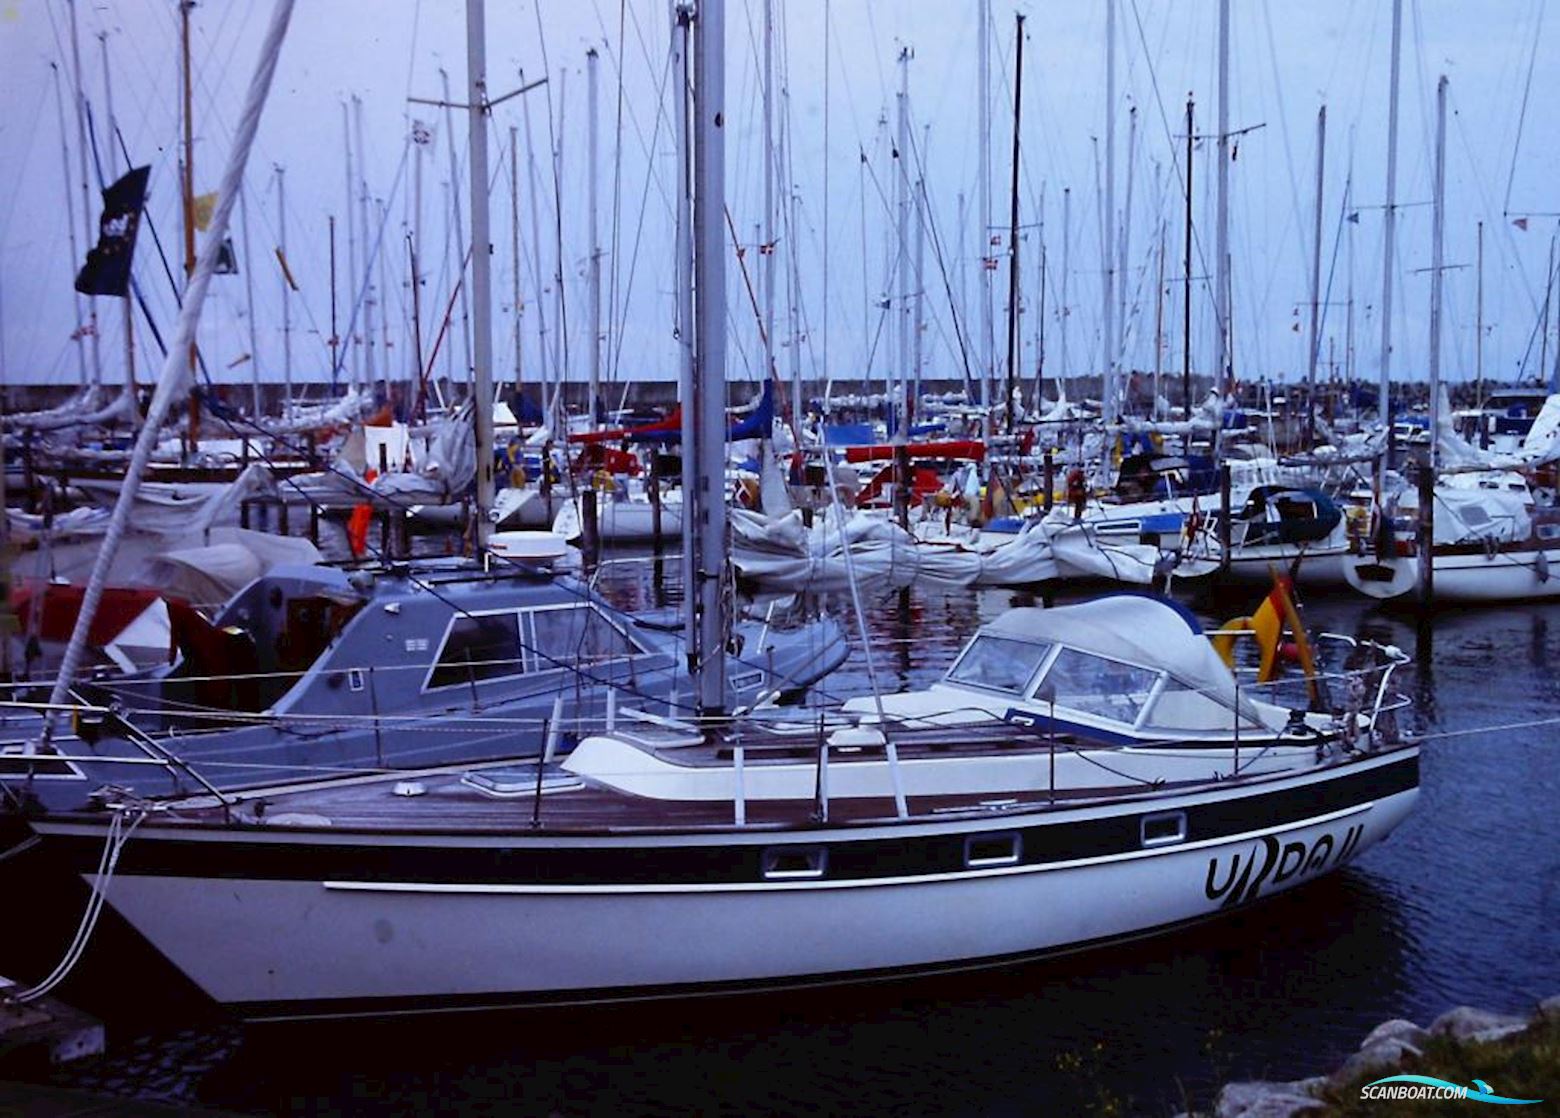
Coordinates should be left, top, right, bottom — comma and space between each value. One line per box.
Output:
761, 846, 827, 880
1034, 649, 1159, 725
964, 831, 1022, 868
947, 636, 1053, 695
428, 613, 525, 689
1140, 810, 1187, 848
530, 605, 638, 672
1143, 679, 1262, 733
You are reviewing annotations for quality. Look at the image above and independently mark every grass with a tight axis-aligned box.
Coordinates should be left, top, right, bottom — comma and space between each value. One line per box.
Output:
1309, 1016, 1560, 1116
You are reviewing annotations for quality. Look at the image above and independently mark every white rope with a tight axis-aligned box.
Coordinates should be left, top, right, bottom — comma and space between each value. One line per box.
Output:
12, 807, 146, 1004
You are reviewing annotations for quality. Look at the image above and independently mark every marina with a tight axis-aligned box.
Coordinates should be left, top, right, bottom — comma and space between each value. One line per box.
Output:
2, 0, 1558, 1114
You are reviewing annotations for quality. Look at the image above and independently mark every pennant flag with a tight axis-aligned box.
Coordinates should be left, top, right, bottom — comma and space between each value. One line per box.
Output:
274, 246, 299, 292
215, 237, 239, 275
1346, 211, 1360, 224
982, 257, 999, 271
411, 119, 433, 145
75, 165, 151, 297
192, 190, 218, 232
989, 234, 1002, 246
1513, 217, 1529, 231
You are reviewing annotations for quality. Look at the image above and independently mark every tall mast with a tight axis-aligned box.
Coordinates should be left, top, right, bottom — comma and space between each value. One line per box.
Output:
673, 2, 695, 661
343, 102, 360, 388
50, 64, 88, 386
1306, 105, 1326, 448
521, 85, 552, 419
1119, 103, 1137, 392
239, 185, 260, 414
180, 0, 195, 346
465, 0, 495, 548
1214, 0, 1231, 400
40, 0, 297, 753
277, 164, 292, 416
895, 47, 910, 437
978, 0, 993, 428
1428, 75, 1447, 471
1060, 185, 1071, 400
1035, 186, 1046, 410
587, 47, 602, 427
1153, 218, 1165, 415
1102, 0, 1116, 425
691, 0, 728, 715
1004, 14, 1024, 431
355, 96, 378, 391
786, 87, 805, 429
1379, 0, 1403, 427
69, 0, 102, 387
1182, 95, 1194, 415
98, 29, 135, 412
510, 125, 523, 390
914, 124, 927, 407
762, 0, 775, 408
440, 69, 472, 388
1475, 219, 1484, 407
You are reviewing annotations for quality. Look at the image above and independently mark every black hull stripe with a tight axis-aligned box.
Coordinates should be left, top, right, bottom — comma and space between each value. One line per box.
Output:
40, 751, 1418, 887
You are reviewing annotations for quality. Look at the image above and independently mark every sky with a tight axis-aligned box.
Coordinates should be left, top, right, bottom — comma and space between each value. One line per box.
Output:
1, 0, 1558, 401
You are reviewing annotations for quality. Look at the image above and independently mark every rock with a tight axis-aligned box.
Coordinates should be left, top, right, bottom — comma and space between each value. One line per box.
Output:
1535, 994, 1560, 1025
1329, 1038, 1421, 1086
1286, 1076, 1328, 1097
1429, 1005, 1529, 1044
1360, 1018, 1428, 1051
1215, 1080, 1324, 1118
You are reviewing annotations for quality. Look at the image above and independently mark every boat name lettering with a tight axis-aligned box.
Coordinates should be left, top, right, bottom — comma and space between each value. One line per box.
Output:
1203, 823, 1363, 908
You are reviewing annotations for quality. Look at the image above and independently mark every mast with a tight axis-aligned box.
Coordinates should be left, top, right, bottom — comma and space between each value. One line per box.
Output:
440, 70, 472, 388
1428, 75, 1447, 471
1060, 185, 1071, 401
98, 29, 135, 413
180, 0, 195, 360
1035, 186, 1046, 411
510, 124, 522, 390
895, 47, 910, 439
1182, 95, 1194, 416
466, 0, 495, 548
343, 102, 360, 388
1102, 0, 1116, 425
691, 0, 728, 715
588, 47, 602, 427
786, 87, 805, 431
521, 84, 552, 421
1119, 104, 1137, 392
1214, 0, 1231, 400
239, 185, 260, 415
355, 96, 378, 392
673, 1, 695, 668
277, 164, 292, 416
1475, 219, 1484, 407
1153, 218, 1165, 416
1306, 106, 1326, 448
914, 124, 927, 408
39, 0, 296, 754
1004, 13, 1024, 431
69, 0, 102, 387
762, 0, 776, 410
329, 215, 338, 403
978, 0, 993, 429
50, 64, 88, 386
1379, 0, 1403, 428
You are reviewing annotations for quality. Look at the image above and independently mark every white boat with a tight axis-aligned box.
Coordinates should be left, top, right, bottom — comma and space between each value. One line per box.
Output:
21, 593, 1418, 1019
1342, 476, 1560, 602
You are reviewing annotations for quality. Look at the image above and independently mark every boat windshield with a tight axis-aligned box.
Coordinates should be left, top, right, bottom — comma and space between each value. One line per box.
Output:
1035, 648, 1161, 726
946, 636, 1053, 694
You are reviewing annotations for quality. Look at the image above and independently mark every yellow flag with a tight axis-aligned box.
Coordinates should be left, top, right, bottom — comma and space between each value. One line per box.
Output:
192, 191, 218, 232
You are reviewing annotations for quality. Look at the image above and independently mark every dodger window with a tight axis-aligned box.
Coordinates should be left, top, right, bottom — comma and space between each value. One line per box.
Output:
429, 613, 524, 689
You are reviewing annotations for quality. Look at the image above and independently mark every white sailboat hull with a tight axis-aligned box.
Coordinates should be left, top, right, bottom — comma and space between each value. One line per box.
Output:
43, 752, 1415, 1018
1342, 546, 1560, 602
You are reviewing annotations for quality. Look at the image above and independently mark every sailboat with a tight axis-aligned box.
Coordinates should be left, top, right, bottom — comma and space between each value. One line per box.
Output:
13, 0, 1419, 1021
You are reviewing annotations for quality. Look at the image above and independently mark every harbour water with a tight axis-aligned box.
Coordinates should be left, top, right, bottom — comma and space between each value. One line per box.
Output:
25, 555, 1560, 1115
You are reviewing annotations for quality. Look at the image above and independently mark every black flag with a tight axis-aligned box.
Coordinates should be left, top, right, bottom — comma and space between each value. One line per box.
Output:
75, 165, 151, 297
215, 237, 239, 275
